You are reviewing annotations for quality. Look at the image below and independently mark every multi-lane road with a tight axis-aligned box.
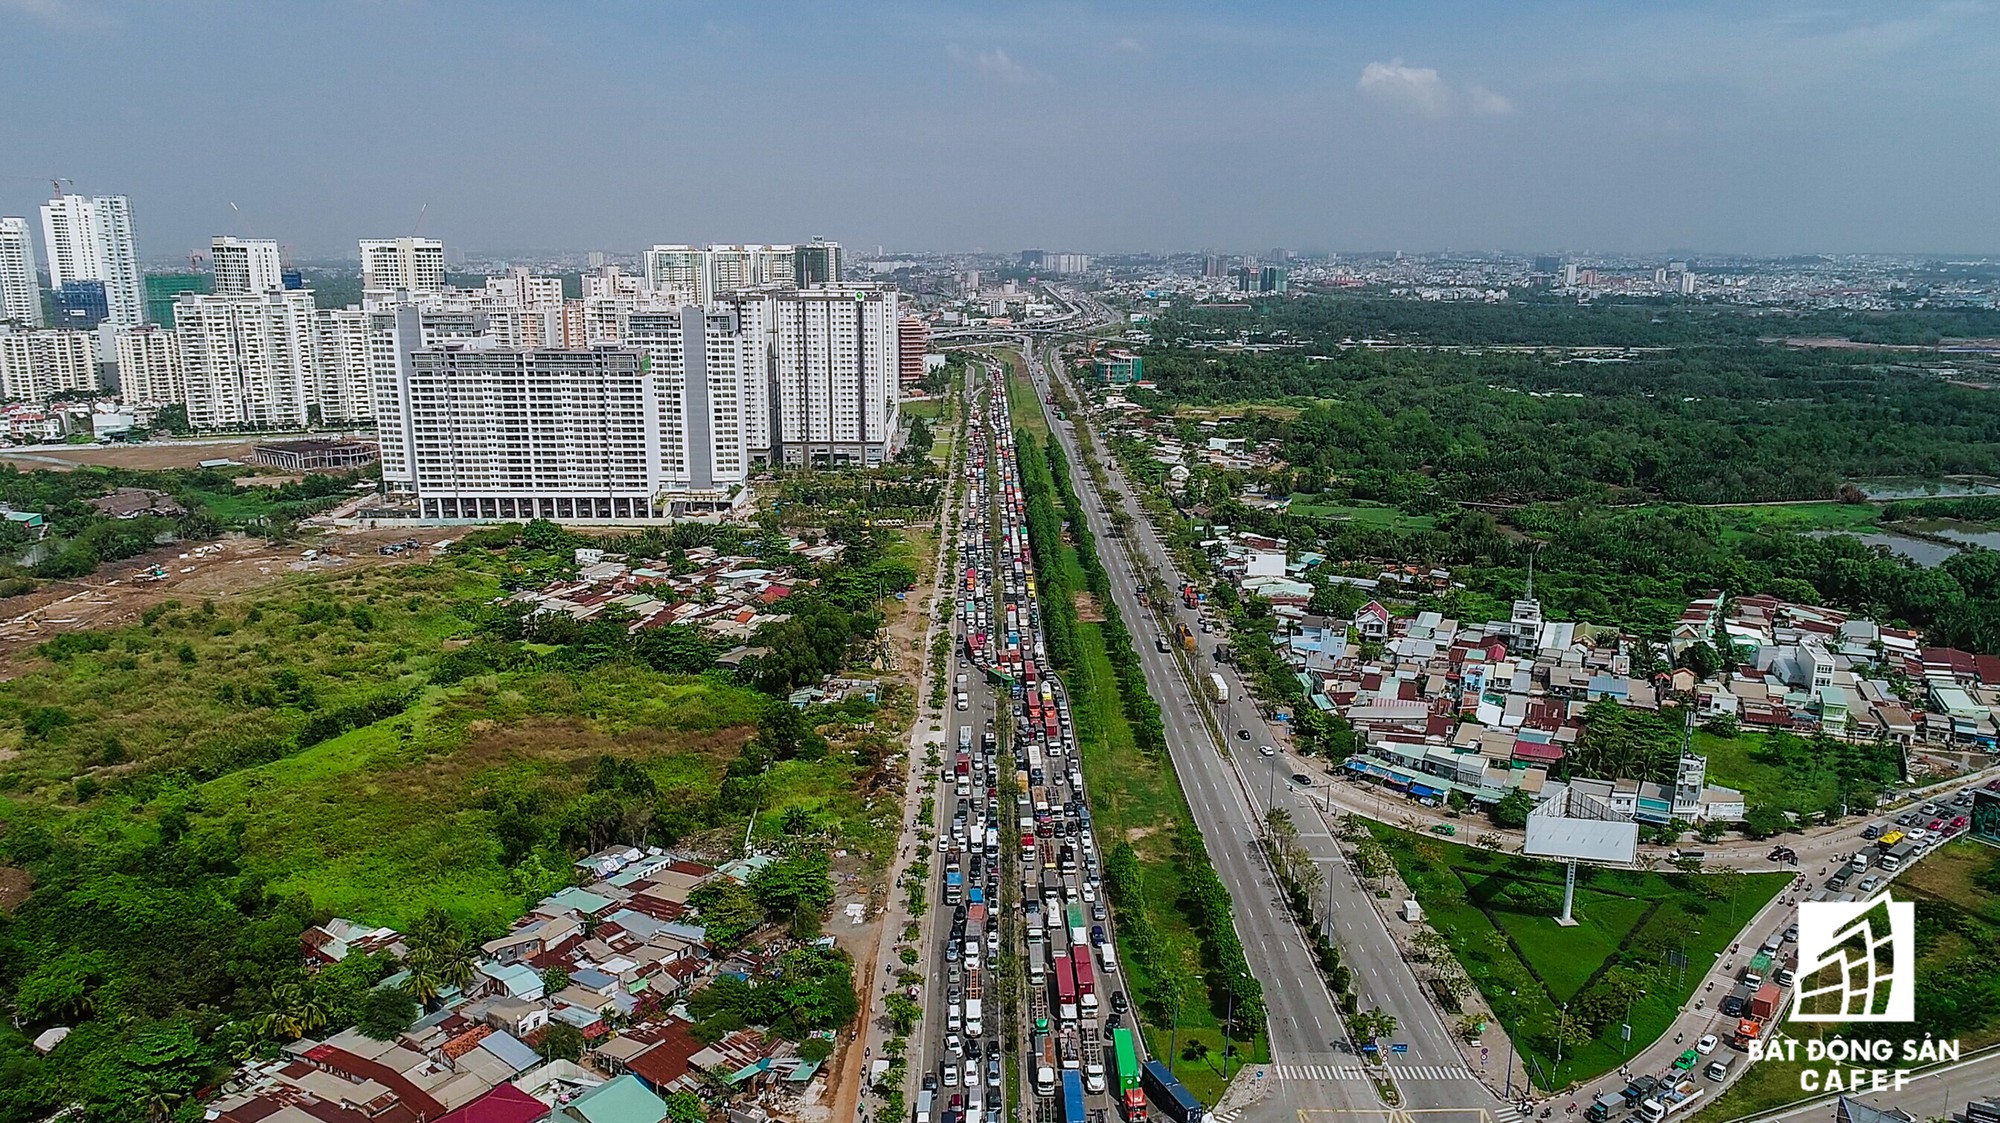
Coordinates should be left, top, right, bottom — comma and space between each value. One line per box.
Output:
912, 364, 1204, 1123
1014, 337, 1495, 1119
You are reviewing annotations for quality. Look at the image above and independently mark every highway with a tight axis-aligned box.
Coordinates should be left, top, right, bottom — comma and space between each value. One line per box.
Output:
1015, 336, 1425, 1118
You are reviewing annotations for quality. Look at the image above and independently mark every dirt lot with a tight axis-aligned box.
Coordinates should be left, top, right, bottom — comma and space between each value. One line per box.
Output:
0, 525, 462, 676
0, 432, 372, 473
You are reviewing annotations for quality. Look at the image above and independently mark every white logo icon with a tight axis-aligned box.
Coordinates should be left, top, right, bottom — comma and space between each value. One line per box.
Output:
1791, 893, 1914, 1022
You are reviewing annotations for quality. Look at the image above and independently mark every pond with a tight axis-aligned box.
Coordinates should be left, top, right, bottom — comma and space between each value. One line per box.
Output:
1807, 529, 1961, 568
1853, 477, 2000, 501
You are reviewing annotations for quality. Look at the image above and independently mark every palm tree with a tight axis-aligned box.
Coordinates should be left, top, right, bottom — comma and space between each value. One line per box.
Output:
404, 909, 477, 1009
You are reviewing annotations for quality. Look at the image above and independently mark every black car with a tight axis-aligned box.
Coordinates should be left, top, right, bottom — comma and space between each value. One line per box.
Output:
1111, 990, 1129, 1014
1237, 729, 1251, 741
1718, 995, 1746, 1018
923, 1073, 939, 1092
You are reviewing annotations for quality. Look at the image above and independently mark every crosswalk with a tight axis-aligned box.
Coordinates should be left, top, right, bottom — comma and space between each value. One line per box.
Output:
1269, 1062, 1482, 1082
1491, 1107, 1528, 1123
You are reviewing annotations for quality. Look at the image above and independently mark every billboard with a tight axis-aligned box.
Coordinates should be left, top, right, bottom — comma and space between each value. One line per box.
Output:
1972, 789, 2000, 848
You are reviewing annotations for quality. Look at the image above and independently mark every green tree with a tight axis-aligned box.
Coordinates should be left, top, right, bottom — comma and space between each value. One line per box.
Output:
538, 1021, 586, 1062
403, 908, 477, 1007
1489, 788, 1534, 830
665, 1090, 708, 1123
542, 966, 572, 995
357, 985, 418, 1040
886, 992, 923, 1036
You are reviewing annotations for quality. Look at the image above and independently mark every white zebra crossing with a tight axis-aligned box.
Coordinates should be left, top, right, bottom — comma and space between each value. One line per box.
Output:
1269, 1063, 1479, 1081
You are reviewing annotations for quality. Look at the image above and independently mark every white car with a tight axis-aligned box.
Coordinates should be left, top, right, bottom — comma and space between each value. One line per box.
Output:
943, 1060, 959, 1085
1081, 882, 1097, 904
1696, 1034, 1719, 1055
947, 1034, 963, 1056
963, 1060, 980, 1087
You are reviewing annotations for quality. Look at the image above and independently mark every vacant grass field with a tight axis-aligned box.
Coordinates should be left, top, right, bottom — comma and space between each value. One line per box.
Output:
1001, 354, 1051, 440
1691, 728, 1899, 817
1709, 501, 1883, 539
0, 557, 895, 933
1371, 826, 1788, 1090
1693, 839, 2000, 1122
1286, 497, 1438, 530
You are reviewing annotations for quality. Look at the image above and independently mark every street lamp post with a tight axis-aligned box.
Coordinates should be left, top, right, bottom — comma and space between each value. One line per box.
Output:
1621, 990, 1646, 1057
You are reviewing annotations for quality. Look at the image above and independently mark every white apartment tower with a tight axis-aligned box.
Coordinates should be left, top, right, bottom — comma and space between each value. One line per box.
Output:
641, 244, 801, 305
625, 306, 771, 502
172, 291, 319, 429
754, 284, 901, 466
359, 237, 446, 300
40, 194, 144, 327
211, 237, 285, 295
114, 324, 183, 406
0, 218, 41, 326
376, 308, 660, 521
0, 326, 98, 403
313, 307, 376, 423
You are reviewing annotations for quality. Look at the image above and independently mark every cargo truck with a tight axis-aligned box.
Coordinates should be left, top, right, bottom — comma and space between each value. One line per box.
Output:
1639, 1080, 1703, 1123
1208, 672, 1229, 704
1075, 947, 1099, 1015
1585, 1093, 1626, 1122
1056, 956, 1079, 1022
1750, 982, 1781, 1020
966, 973, 984, 1037
1035, 1032, 1056, 1097
916, 1091, 935, 1123
1141, 1060, 1203, 1123
1113, 1028, 1148, 1122
1062, 1071, 1087, 1123
1743, 952, 1772, 987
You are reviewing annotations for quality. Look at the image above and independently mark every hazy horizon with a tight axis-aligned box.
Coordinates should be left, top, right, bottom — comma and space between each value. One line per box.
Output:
4, 1, 1997, 261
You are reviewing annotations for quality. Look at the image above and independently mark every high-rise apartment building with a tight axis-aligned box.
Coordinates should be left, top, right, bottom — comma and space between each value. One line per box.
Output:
53, 282, 109, 329
376, 308, 661, 521
625, 305, 773, 505
211, 237, 285, 295
0, 218, 41, 326
752, 283, 901, 467
173, 291, 319, 429
145, 273, 209, 327
313, 307, 376, 423
40, 194, 143, 327
115, 324, 183, 406
795, 238, 842, 286
0, 326, 98, 403
641, 243, 806, 304
359, 237, 446, 299
898, 316, 928, 386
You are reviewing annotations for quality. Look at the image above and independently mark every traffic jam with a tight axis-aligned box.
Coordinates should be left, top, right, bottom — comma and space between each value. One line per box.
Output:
916, 379, 1203, 1123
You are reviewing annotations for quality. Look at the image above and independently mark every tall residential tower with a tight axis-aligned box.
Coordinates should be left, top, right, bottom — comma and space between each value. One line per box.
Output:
39, 193, 143, 327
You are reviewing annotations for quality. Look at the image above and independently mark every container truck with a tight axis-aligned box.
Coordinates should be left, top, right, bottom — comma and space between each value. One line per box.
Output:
1113, 1028, 1148, 1122
1056, 956, 1079, 1022
1208, 672, 1228, 704
915, 1091, 935, 1123
1062, 1071, 1087, 1123
1075, 948, 1099, 1014
1750, 982, 1781, 1020
1141, 1060, 1203, 1123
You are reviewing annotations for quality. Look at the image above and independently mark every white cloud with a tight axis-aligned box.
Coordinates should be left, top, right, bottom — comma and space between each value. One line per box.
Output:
946, 43, 1054, 86
1111, 37, 1144, 53
1357, 58, 1450, 116
1467, 84, 1515, 116
0, 0, 117, 31
1359, 59, 1516, 118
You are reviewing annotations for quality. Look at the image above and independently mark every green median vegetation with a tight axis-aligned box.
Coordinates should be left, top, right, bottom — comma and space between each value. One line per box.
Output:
1009, 393, 1265, 1104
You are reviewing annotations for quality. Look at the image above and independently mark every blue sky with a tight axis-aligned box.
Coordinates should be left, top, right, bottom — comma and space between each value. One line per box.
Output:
1, 1, 1995, 259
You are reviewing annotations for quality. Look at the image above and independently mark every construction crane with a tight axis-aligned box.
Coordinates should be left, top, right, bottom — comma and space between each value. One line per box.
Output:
411, 202, 429, 236
50, 178, 73, 197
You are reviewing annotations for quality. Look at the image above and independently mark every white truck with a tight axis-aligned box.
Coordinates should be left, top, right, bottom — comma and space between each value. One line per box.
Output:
1641, 1080, 1705, 1123
1208, 672, 1229, 705
965, 974, 984, 1037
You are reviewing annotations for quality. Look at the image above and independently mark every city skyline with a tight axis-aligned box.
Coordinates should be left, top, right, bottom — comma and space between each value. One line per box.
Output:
2, 1, 1996, 258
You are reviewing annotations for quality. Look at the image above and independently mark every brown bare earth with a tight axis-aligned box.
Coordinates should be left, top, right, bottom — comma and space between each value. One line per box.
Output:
0, 526, 463, 676
1073, 590, 1105, 622
0, 866, 30, 914
0, 440, 268, 472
